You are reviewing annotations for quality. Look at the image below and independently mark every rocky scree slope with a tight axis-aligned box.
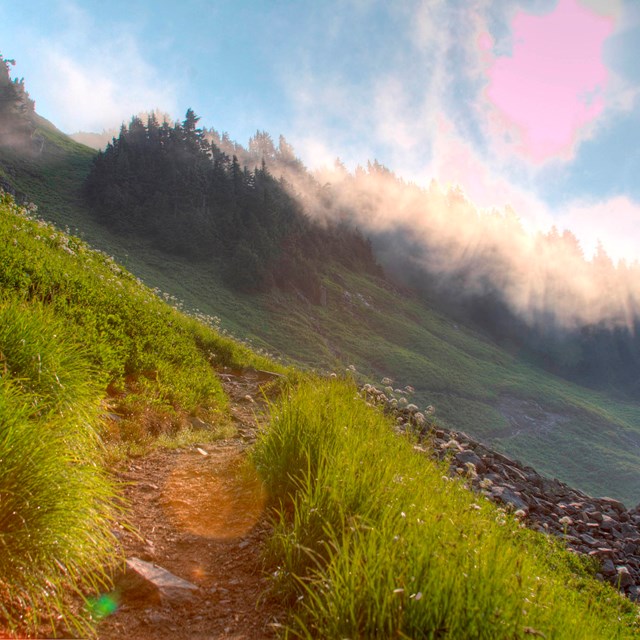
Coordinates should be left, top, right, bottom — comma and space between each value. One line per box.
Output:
362, 381, 640, 601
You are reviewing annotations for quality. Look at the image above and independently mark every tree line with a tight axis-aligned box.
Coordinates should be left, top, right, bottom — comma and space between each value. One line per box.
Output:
83, 110, 381, 298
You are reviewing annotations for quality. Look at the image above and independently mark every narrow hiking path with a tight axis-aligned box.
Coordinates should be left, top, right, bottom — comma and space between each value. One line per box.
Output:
97, 370, 284, 640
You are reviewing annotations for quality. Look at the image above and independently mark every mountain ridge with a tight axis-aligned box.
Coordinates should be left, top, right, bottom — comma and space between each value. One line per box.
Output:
2, 56, 640, 506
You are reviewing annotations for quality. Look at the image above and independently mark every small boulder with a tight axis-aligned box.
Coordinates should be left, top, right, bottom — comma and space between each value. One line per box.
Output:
189, 416, 210, 430
599, 497, 626, 514
492, 486, 528, 512
120, 557, 199, 605
454, 450, 485, 472
579, 534, 598, 547
616, 565, 634, 589
601, 558, 616, 577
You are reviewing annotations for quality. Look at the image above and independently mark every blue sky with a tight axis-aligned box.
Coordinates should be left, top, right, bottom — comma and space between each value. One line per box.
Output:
2, 0, 640, 262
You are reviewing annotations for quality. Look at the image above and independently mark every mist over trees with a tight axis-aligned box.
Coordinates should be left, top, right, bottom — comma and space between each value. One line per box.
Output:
83, 110, 381, 299
296, 162, 640, 395
0, 53, 37, 150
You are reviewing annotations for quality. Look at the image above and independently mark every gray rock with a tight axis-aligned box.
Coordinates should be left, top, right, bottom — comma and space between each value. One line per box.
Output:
455, 450, 485, 472
493, 487, 528, 512
599, 497, 626, 513
120, 557, 199, 604
616, 565, 634, 589
599, 514, 616, 531
601, 558, 616, 577
189, 416, 210, 430
627, 585, 640, 602
580, 534, 598, 547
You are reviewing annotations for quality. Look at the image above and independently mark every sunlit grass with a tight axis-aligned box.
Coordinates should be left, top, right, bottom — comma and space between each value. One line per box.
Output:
0, 192, 286, 635
254, 379, 639, 639
0, 304, 119, 637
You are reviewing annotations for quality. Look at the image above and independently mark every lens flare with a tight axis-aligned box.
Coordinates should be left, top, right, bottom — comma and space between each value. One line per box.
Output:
162, 450, 266, 539
86, 592, 119, 619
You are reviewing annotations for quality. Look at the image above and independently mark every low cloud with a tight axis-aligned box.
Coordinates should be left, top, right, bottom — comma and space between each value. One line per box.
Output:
557, 196, 640, 264
287, 162, 640, 330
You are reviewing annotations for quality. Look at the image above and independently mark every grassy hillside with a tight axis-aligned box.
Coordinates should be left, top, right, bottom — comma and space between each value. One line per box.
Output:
254, 379, 639, 639
33, 224, 640, 506
0, 191, 637, 638
3, 124, 640, 507
0, 192, 280, 635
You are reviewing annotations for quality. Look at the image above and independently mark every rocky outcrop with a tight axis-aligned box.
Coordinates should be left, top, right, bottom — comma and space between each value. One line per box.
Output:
361, 383, 640, 601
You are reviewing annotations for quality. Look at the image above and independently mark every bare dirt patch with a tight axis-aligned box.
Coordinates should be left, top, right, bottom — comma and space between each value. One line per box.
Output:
497, 396, 571, 440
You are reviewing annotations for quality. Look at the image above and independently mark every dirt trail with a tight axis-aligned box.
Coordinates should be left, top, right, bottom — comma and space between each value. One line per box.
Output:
97, 370, 284, 640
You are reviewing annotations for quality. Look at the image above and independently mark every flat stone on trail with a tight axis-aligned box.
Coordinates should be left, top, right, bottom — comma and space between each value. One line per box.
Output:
189, 416, 211, 430
121, 557, 199, 604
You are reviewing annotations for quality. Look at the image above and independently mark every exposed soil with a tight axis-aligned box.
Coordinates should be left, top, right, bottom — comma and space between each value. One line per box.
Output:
97, 369, 285, 640
497, 395, 571, 440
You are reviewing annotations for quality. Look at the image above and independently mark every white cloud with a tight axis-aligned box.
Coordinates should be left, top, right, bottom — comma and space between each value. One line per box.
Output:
44, 38, 178, 132
20, 2, 179, 133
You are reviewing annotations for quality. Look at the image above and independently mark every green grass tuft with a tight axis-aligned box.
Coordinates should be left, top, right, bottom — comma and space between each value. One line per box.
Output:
0, 304, 118, 637
254, 379, 639, 639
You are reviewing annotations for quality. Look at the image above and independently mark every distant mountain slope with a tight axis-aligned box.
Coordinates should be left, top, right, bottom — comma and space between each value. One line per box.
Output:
68, 130, 112, 150
2, 57, 640, 505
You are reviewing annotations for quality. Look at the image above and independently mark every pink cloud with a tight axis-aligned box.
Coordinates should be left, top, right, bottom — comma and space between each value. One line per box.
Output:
485, 0, 614, 164
557, 196, 640, 263
427, 115, 554, 231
